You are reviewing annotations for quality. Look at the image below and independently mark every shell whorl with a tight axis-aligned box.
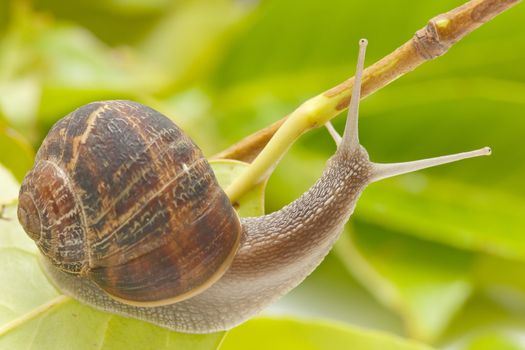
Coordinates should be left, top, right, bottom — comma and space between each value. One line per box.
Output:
18, 100, 241, 305
18, 160, 88, 273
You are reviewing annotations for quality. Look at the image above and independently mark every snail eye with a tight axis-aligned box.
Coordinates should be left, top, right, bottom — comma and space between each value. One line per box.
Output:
18, 193, 41, 241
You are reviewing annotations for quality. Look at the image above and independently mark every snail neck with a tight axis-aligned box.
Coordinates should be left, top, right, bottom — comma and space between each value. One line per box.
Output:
227, 147, 371, 284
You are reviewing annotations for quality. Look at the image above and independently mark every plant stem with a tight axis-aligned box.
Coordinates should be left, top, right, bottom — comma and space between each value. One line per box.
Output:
221, 0, 520, 203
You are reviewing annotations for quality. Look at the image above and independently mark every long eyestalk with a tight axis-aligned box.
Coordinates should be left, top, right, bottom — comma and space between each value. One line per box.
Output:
339, 39, 367, 153
370, 147, 491, 182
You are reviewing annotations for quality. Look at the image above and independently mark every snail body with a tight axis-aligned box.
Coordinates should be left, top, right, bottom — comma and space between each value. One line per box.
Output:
18, 40, 490, 333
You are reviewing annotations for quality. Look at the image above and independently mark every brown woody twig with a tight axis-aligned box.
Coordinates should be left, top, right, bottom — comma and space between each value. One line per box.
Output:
213, 0, 520, 163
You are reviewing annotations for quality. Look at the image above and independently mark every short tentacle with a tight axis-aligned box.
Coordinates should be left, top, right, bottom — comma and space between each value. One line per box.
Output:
325, 121, 342, 145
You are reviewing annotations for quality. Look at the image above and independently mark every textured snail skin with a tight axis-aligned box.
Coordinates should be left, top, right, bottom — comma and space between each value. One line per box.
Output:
41, 144, 372, 333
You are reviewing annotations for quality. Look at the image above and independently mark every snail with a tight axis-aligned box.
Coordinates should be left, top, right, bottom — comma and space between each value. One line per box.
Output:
17, 40, 490, 333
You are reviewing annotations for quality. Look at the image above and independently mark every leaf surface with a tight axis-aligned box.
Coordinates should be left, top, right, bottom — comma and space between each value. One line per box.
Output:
220, 317, 434, 350
334, 224, 473, 341
210, 159, 265, 217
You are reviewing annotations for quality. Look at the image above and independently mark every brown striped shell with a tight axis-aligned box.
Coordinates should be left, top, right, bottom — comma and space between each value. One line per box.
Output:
17, 100, 241, 306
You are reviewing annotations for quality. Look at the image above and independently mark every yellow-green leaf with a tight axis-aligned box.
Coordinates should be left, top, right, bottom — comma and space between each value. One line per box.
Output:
358, 175, 525, 261
0, 165, 19, 205
441, 293, 525, 349
210, 159, 266, 217
463, 332, 524, 350
0, 121, 33, 182
0, 298, 225, 350
334, 224, 473, 342
220, 317, 434, 350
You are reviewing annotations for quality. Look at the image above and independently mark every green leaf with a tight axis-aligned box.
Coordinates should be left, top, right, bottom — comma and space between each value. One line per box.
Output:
31, 1, 169, 45
0, 76, 40, 129
0, 229, 59, 326
358, 175, 525, 261
220, 317, 434, 350
94, 314, 225, 350
0, 170, 35, 253
440, 292, 525, 349
268, 252, 404, 334
472, 255, 525, 316
0, 165, 19, 205
36, 24, 153, 127
0, 298, 225, 350
138, 0, 255, 94
210, 159, 266, 217
0, 120, 34, 182
334, 224, 474, 342
463, 332, 524, 350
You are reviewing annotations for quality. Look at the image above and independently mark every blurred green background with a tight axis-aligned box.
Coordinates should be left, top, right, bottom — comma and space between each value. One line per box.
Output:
0, 0, 524, 349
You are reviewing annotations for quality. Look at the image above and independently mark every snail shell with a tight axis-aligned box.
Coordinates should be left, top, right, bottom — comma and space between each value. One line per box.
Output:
18, 100, 241, 306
